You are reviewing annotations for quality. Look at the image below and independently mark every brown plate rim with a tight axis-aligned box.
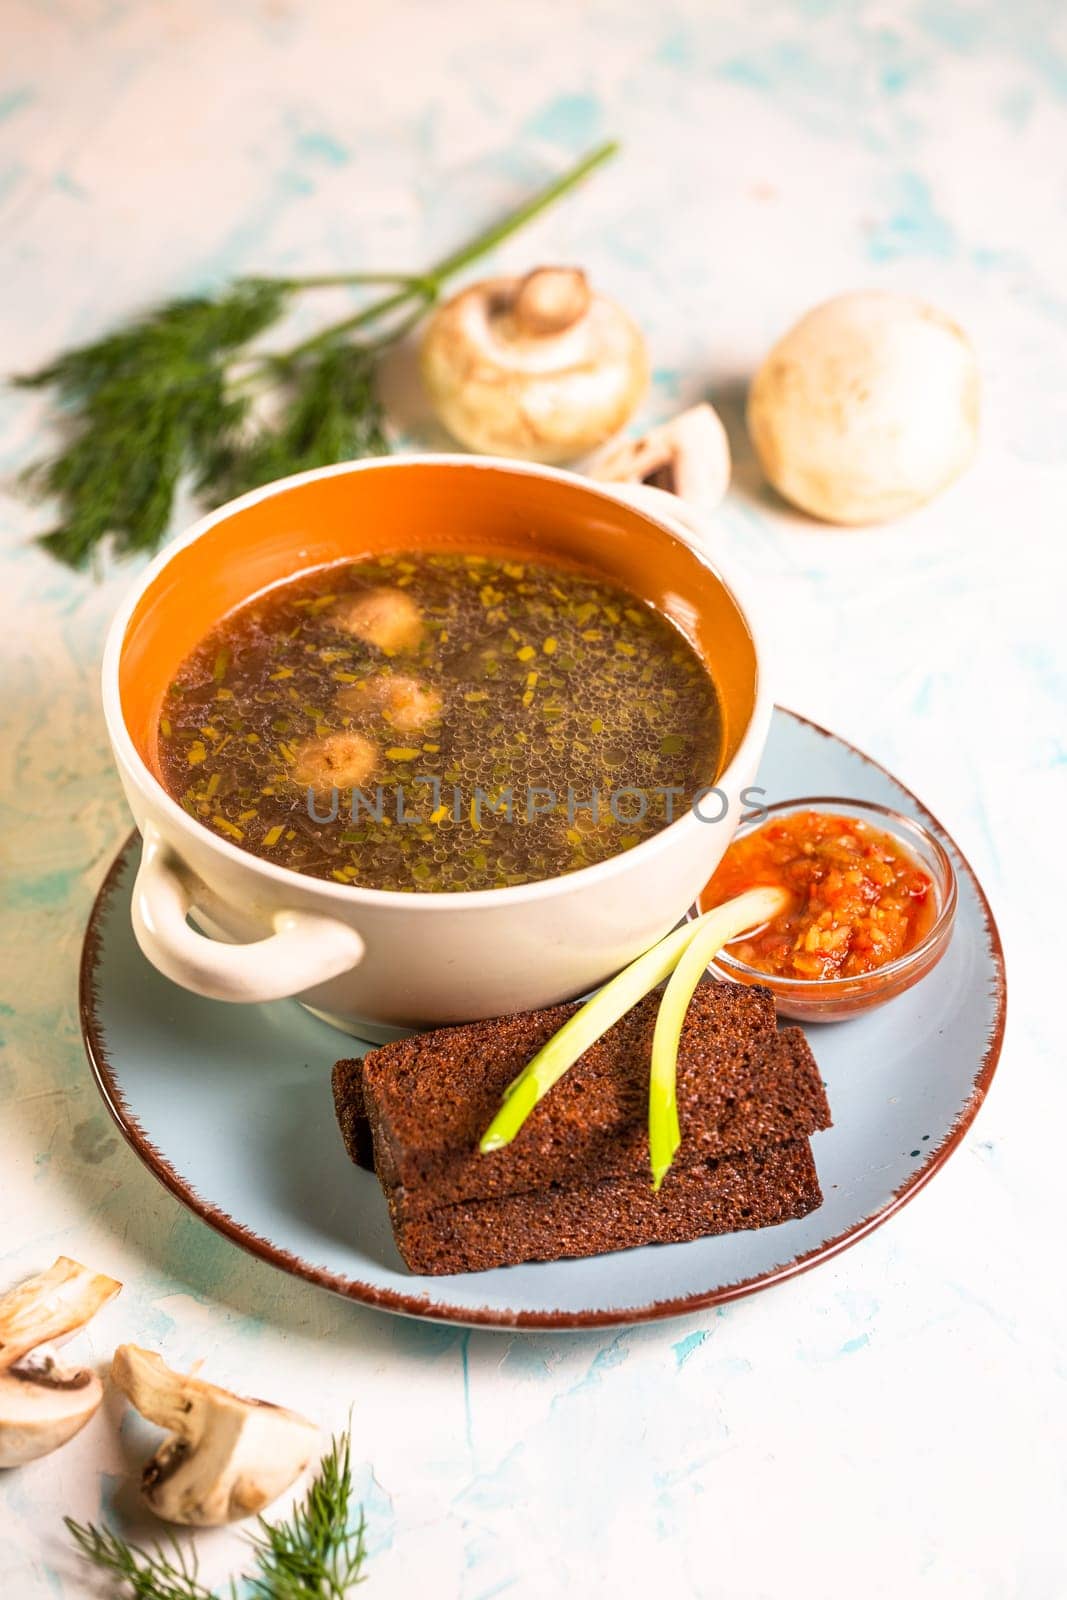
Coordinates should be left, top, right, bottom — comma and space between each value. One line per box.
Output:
79, 706, 1008, 1330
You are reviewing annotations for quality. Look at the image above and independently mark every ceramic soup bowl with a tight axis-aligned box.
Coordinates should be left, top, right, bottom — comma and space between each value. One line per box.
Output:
102, 456, 770, 1038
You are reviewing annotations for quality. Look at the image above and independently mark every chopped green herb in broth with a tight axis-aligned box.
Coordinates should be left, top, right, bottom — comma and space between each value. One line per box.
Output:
157, 552, 723, 892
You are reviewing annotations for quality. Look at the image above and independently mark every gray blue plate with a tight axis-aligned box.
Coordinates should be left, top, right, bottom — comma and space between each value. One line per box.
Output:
81, 708, 1005, 1329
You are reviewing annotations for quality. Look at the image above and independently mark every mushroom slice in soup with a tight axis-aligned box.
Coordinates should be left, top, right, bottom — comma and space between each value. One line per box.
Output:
328, 588, 424, 654
292, 731, 377, 794
338, 674, 443, 733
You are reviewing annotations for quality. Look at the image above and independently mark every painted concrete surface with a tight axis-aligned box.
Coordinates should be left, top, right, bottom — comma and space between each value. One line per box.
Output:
1, 2, 1065, 1595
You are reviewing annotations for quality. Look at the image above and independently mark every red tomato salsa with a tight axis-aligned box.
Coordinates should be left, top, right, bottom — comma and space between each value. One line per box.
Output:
702, 809, 936, 981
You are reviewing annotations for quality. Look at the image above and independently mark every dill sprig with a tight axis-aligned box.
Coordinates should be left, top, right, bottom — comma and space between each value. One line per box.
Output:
244, 1430, 367, 1600
201, 343, 388, 507
63, 1519, 217, 1600
15, 141, 618, 570
64, 1430, 367, 1599
18, 281, 288, 568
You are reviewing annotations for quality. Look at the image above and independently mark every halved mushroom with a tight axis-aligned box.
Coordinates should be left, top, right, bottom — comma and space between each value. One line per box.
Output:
420, 266, 648, 462
329, 588, 424, 654
111, 1345, 319, 1526
590, 403, 731, 518
292, 730, 377, 794
338, 674, 443, 733
0, 1256, 121, 1467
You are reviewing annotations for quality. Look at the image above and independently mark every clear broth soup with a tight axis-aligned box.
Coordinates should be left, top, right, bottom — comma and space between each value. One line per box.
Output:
157, 551, 723, 892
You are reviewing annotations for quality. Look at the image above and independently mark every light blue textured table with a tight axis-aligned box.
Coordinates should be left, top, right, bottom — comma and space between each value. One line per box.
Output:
2, 3, 1065, 1596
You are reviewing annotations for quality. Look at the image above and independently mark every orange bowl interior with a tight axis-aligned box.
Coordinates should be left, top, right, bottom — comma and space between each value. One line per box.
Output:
119, 461, 758, 780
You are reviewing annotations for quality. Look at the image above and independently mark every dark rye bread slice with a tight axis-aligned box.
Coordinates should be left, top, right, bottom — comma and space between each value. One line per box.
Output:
337, 1030, 831, 1216
334, 1025, 828, 1214
335, 978, 775, 1202
386, 1138, 823, 1275
333, 981, 830, 1213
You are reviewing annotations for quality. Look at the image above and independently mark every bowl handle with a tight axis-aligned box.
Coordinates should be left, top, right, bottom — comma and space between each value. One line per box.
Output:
131, 823, 366, 1003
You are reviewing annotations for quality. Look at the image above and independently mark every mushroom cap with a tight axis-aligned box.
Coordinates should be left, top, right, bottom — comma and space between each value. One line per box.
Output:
329, 587, 424, 654
292, 730, 377, 794
420, 270, 648, 463
0, 1356, 104, 1468
747, 290, 979, 525
338, 673, 443, 733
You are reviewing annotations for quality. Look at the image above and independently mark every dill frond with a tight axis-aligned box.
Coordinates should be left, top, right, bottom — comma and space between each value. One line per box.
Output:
18, 281, 288, 567
14, 142, 618, 570
65, 1429, 367, 1599
64, 1517, 217, 1600
201, 343, 388, 506
244, 1431, 368, 1599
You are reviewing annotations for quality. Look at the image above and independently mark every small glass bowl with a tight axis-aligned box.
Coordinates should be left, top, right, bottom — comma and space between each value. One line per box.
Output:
699, 797, 958, 1023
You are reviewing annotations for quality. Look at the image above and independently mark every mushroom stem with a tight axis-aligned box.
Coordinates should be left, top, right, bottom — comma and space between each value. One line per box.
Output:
513, 268, 591, 336
112, 1344, 201, 1436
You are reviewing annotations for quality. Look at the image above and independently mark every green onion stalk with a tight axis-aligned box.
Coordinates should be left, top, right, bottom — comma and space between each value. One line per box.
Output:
480, 886, 789, 1186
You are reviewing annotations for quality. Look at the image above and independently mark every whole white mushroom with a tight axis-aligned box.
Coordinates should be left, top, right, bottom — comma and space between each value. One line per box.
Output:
747, 291, 980, 525
420, 266, 648, 463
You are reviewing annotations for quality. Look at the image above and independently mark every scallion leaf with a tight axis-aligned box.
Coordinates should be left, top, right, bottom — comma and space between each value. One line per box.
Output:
648, 886, 788, 1190
479, 888, 787, 1159
478, 919, 698, 1153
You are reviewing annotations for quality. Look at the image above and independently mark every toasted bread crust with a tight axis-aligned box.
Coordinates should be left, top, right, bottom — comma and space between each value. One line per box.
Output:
386, 1138, 823, 1275
333, 981, 829, 1216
